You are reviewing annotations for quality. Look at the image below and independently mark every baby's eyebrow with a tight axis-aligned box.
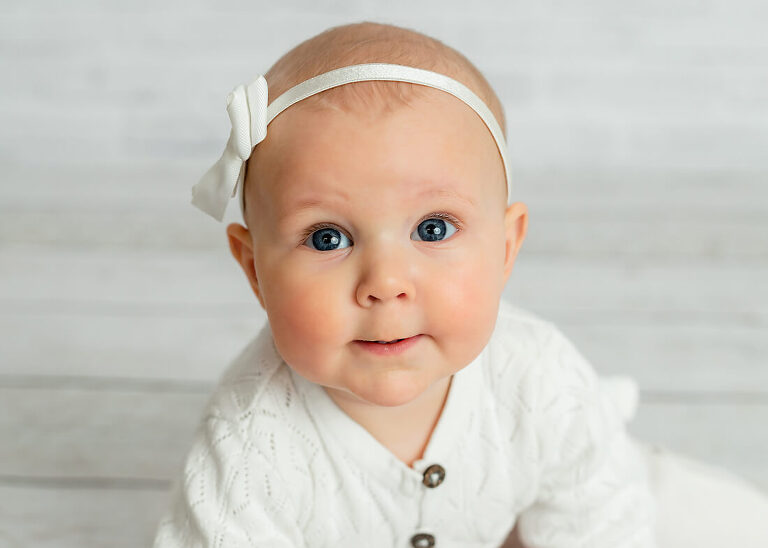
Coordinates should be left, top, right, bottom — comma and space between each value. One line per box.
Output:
418, 187, 476, 207
288, 193, 349, 213
278, 184, 475, 224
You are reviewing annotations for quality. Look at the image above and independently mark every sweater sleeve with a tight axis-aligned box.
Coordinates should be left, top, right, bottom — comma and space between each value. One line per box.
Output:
515, 324, 657, 548
152, 411, 306, 548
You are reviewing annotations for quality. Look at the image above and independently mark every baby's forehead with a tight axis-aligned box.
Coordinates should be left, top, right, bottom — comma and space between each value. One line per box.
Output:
240, 79, 511, 230
251, 93, 507, 208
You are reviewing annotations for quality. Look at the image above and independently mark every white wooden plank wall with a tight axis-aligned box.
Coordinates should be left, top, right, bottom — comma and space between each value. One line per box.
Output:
1, 1, 767, 546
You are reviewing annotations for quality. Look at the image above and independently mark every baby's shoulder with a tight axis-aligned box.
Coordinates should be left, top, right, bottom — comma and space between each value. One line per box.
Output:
486, 299, 564, 363
197, 323, 316, 457
483, 300, 593, 396
203, 323, 285, 417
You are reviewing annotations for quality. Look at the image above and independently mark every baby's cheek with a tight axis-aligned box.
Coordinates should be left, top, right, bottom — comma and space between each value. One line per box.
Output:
436, 252, 501, 350
266, 271, 347, 364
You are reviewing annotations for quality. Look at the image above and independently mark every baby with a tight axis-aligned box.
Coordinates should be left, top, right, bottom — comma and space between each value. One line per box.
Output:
154, 21, 658, 547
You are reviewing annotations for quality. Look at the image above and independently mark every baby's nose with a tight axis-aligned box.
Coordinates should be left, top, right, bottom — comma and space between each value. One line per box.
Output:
354, 247, 416, 306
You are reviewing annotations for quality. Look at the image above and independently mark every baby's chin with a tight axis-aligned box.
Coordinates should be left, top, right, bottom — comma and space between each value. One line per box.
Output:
328, 370, 445, 409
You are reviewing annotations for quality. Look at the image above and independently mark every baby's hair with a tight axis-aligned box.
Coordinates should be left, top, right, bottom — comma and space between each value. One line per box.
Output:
242, 20, 506, 226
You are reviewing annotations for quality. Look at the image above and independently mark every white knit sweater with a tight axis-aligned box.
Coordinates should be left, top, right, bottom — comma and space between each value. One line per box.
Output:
153, 300, 656, 548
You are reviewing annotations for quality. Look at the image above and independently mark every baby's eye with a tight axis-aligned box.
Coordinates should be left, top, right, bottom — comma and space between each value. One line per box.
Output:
411, 217, 459, 242
303, 226, 353, 251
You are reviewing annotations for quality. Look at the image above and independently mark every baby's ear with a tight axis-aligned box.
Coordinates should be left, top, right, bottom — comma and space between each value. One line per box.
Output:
226, 223, 265, 308
502, 202, 529, 282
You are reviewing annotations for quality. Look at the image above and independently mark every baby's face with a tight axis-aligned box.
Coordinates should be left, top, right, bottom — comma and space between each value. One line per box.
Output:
229, 89, 527, 410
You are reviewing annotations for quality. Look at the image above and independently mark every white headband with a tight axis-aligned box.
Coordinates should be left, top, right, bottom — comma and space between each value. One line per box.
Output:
191, 63, 513, 222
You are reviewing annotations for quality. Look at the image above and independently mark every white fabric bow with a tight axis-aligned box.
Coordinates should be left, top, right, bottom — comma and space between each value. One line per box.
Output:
191, 75, 268, 222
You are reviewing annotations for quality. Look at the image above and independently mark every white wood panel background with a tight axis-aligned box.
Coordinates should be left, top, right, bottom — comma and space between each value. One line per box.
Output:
1, 1, 767, 546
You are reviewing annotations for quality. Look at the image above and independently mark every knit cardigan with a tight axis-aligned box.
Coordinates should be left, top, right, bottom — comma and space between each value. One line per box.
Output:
153, 299, 656, 547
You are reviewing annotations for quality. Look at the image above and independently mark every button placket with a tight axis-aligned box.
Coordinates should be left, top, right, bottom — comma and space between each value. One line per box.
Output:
410, 465, 444, 546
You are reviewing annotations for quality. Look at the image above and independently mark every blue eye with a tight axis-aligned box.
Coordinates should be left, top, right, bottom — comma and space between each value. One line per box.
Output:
303, 226, 352, 251
411, 217, 458, 242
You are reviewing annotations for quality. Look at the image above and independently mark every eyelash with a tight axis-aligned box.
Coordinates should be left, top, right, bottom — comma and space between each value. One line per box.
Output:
298, 212, 463, 246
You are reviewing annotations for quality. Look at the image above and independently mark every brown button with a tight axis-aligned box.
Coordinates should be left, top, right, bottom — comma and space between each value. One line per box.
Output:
422, 464, 445, 488
411, 533, 435, 547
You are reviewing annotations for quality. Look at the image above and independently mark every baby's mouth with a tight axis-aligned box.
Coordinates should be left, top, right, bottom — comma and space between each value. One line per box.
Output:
353, 335, 423, 355
360, 338, 406, 345
357, 333, 421, 344
355, 334, 423, 357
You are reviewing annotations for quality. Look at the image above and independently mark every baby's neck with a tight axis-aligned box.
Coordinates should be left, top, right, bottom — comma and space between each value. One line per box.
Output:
324, 375, 453, 468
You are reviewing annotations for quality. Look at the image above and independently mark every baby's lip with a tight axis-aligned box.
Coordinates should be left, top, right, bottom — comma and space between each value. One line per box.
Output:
356, 335, 419, 343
